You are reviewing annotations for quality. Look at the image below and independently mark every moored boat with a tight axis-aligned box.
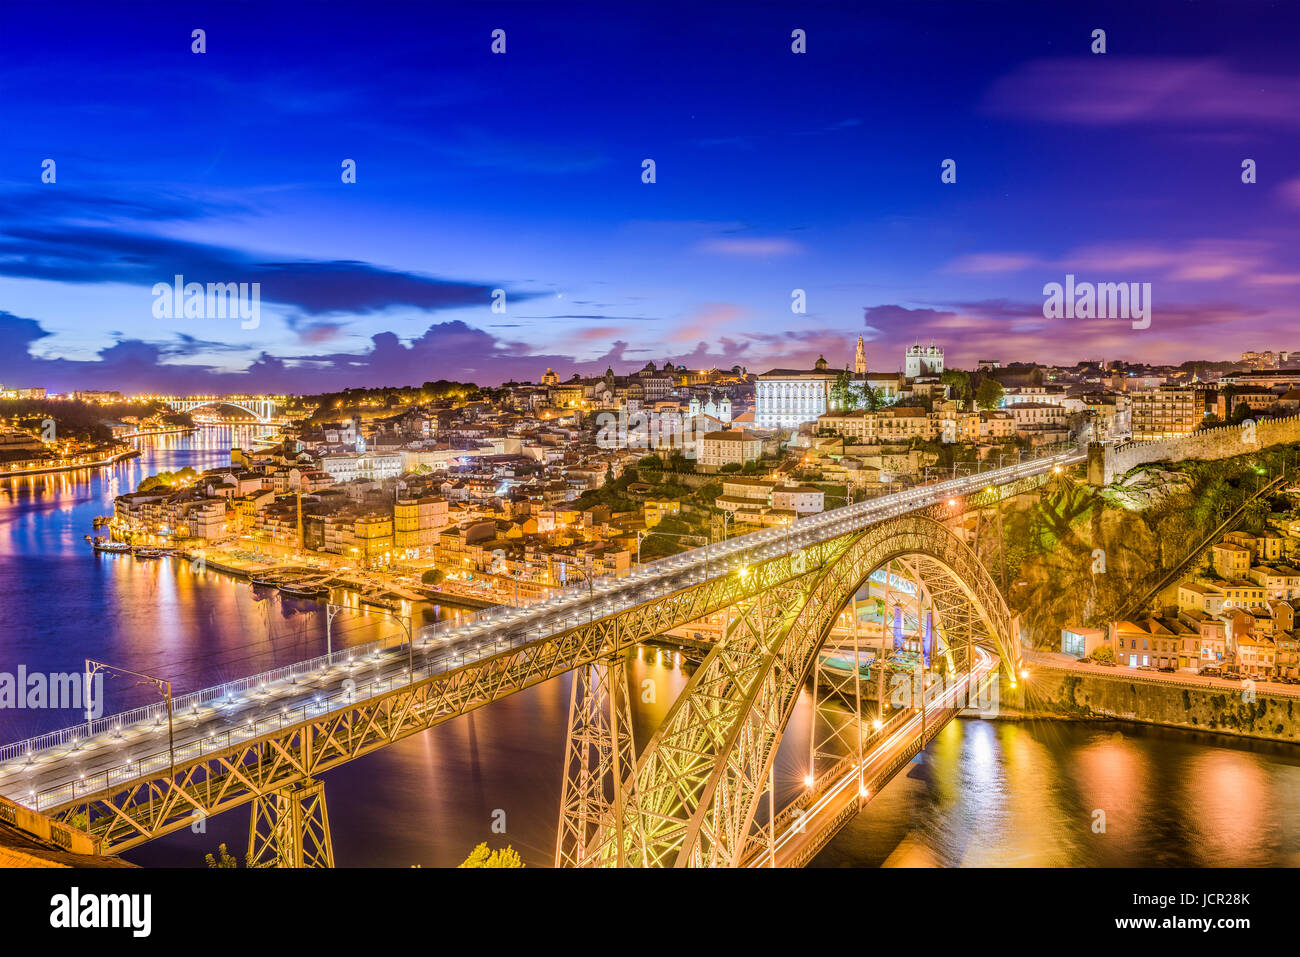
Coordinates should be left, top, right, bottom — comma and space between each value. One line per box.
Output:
360, 592, 400, 611
279, 580, 328, 599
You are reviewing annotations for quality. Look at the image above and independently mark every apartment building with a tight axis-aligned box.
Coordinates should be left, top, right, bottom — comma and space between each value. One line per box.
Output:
1130, 386, 1202, 439
696, 430, 764, 468
394, 495, 449, 558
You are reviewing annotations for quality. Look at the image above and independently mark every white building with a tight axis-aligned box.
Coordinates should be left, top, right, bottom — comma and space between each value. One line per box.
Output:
697, 430, 764, 468
319, 451, 403, 483
904, 342, 944, 379
755, 356, 837, 429
772, 485, 824, 515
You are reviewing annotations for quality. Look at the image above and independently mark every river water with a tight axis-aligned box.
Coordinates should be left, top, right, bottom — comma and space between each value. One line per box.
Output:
1, 429, 1297, 867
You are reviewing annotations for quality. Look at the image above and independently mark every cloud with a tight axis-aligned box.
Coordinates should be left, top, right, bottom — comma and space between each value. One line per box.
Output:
856, 298, 1284, 369
947, 239, 1294, 287
983, 58, 1300, 127
0, 225, 537, 316
696, 237, 805, 257
945, 253, 1042, 274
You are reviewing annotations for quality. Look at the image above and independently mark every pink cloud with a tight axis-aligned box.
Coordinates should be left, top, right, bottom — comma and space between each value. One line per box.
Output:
696, 237, 804, 257
945, 252, 1042, 273
984, 58, 1300, 127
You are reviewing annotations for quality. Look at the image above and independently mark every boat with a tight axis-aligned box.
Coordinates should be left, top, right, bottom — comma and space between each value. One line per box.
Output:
279, 580, 328, 599
360, 592, 400, 612
93, 540, 132, 554
134, 548, 165, 559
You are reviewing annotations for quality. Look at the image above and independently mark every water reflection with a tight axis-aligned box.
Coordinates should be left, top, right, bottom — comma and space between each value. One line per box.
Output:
813, 719, 1300, 868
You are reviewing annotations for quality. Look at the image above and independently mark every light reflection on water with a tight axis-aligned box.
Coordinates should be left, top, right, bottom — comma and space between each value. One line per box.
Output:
812, 718, 1300, 868
4, 430, 1300, 867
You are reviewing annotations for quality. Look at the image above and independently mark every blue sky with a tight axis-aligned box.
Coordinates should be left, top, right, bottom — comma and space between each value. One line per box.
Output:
1, 0, 1297, 392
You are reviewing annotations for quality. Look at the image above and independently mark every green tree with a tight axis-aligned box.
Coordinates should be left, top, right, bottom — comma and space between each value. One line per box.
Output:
421, 568, 445, 586
941, 369, 972, 404
204, 843, 241, 868
830, 370, 859, 411
974, 378, 1005, 411
1090, 646, 1115, 663
458, 843, 525, 868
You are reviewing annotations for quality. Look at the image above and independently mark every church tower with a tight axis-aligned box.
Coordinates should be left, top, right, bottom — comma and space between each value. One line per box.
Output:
854, 335, 866, 374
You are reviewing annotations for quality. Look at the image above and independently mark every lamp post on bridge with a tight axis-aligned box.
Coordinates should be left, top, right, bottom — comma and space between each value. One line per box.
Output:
325, 601, 344, 658
85, 659, 175, 788
326, 602, 415, 679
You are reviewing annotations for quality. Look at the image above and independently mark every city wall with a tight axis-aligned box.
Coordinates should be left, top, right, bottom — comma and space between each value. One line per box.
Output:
1088, 413, 1300, 484
1011, 667, 1300, 744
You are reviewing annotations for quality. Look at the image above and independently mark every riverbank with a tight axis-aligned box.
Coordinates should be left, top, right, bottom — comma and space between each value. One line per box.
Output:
1008, 664, 1300, 744
0, 446, 140, 479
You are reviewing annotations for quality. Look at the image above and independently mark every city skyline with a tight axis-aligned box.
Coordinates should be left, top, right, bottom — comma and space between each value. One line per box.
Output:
2, 1, 1298, 392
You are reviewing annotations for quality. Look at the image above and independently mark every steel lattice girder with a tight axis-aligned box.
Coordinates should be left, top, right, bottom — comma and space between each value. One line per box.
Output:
48, 535, 846, 854
619, 515, 1017, 868
555, 658, 644, 867
246, 777, 334, 868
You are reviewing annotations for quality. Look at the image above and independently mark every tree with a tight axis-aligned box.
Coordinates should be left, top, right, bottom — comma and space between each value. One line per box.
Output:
1090, 646, 1115, 664
458, 843, 525, 868
975, 378, 1005, 411
861, 386, 887, 412
204, 843, 241, 868
421, 568, 445, 586
830, 370, 859, 411
941, 369, 972, 404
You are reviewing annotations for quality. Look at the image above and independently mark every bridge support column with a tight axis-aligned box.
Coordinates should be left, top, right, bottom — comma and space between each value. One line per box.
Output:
809, 604, 866, 788
247, 778, 334, 868
555, 656, 644, 867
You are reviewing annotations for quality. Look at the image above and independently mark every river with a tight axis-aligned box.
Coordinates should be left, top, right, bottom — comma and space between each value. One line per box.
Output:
1, 429, 1297, 867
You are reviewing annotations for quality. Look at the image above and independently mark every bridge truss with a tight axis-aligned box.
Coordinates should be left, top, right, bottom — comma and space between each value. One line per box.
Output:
559, 515, 1018, 868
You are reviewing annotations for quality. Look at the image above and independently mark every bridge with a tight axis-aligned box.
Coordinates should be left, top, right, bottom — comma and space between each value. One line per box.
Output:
0, 447, 1082, 867
164, 394, 284, 424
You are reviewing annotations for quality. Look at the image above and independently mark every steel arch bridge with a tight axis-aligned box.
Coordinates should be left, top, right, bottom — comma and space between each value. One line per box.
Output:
165, 395, 281, 423
6, 501, 1028, 865
556, 514, 1017, 868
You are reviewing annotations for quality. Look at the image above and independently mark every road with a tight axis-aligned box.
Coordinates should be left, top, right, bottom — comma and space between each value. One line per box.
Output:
746, 646, 998, 867
1024, 649, 1300, 699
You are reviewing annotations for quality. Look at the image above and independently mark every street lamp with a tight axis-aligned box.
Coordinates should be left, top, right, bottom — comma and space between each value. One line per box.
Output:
325, 601, 344, 658
86, 659, 175, 786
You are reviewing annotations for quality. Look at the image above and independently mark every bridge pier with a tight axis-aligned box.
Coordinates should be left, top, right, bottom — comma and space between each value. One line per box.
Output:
555, 657, 644, 867
247, 778, 334, 868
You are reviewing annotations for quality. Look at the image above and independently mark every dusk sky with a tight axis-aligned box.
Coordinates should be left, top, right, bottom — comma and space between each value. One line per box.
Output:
2, 0, 1297, 393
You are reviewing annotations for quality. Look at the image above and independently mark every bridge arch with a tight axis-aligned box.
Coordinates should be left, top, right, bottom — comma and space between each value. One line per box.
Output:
622, 514, 1017, 868
167, 397, 278, 423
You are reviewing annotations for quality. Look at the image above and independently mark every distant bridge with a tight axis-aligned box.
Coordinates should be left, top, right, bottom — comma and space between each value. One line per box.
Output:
164, 394, 284, 424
